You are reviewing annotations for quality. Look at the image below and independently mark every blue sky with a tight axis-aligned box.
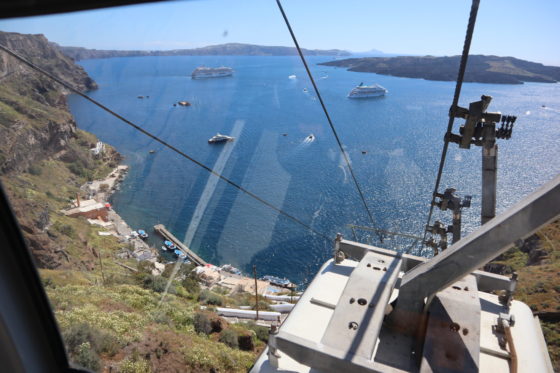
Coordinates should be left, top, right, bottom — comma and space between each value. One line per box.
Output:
0, 0, 559, 65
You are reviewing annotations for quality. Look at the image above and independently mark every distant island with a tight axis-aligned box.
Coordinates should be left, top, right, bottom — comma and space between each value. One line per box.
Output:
57, 42, 351, 60
319, 55, 560, 84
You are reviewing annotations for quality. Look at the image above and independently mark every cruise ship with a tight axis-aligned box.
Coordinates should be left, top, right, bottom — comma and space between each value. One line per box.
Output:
347, 82, 387, 98
191, 66, 233, 79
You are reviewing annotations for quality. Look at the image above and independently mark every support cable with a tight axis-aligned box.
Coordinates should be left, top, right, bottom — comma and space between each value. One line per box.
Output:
0, 43, 330, 241
275, 0, 381, 240
422, 0, 481, 245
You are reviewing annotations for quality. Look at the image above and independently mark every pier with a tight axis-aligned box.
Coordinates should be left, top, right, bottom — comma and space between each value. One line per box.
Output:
153, 224, 207, 266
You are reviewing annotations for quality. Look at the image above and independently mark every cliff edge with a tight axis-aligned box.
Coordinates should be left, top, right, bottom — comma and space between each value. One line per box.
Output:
0, 31, 97, 173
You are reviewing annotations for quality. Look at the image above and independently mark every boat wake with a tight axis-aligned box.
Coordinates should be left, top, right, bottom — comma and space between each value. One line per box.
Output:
303, 134, 315, 144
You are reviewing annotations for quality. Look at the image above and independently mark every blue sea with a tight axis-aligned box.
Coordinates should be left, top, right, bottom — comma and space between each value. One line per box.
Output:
68, 55, 560, 285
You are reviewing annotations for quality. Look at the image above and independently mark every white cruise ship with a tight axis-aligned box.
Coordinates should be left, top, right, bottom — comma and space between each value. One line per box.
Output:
191, 66, 233, 79
347, 82, 387, 98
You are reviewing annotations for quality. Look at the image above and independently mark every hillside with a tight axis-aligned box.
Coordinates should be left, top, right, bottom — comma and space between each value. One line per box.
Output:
320, 55, 560, 84
0, 31, 97, 173
58, 42, 350, 60
0, 31, 273, 372
484, 220, 560, 370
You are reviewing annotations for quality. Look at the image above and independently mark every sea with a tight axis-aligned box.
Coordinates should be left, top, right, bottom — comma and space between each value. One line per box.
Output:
67, 55, 560, 285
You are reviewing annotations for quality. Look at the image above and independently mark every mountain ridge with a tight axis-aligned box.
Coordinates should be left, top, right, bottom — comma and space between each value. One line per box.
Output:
56, 42, 351, 60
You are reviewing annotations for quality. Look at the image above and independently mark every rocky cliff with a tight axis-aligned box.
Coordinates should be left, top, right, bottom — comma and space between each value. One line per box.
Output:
0, 31, 117, 269
320, 55, 560, 84
0, 31, 97, 173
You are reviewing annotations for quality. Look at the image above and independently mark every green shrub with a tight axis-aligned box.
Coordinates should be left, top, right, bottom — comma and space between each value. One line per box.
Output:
199, 289, 223, 306
118, 357, 150, 373
59, 224, 75, 237
28, 164, 42, 175
74, 342, 100, 372
141, 275, 171, 294
193, 312, 212, 335
62, 322, 120, 357
219, 329, 239, 349
182, 277, 200, 296
245, 322, 269, 342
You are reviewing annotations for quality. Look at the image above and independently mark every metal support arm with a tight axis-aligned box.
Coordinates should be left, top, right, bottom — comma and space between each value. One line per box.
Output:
396, 174, 560, 322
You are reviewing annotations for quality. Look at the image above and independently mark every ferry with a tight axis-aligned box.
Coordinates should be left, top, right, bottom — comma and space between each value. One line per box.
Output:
347, 82, 387, 98
208, 133, 235, 143
191, 66, 233, 79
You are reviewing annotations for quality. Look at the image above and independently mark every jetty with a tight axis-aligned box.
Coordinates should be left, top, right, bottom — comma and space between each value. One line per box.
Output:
153, 224, 207, 266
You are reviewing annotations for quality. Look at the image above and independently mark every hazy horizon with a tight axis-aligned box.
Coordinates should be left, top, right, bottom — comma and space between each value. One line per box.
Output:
0, 0, 559, 65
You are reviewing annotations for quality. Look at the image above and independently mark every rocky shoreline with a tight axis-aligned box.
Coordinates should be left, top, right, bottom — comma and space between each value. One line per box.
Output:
76, 164, 159, 263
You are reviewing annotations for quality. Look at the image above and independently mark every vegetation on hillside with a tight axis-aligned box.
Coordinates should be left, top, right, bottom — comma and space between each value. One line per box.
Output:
2, 144, 271, 372
487, 220, 560, 370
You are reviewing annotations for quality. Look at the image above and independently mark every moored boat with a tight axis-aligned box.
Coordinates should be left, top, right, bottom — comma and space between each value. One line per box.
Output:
137, 229, 148, 239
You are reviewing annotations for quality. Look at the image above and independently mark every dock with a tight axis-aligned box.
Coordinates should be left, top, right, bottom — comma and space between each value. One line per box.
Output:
153, 224, 207, 266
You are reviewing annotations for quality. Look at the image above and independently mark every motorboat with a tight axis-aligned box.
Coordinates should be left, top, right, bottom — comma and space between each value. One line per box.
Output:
208, 133, 235, 143
137, 229, 148, 239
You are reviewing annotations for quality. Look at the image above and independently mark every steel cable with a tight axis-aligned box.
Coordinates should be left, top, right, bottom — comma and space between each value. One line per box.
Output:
422, 0, 481, 247
275, 0, 382, 241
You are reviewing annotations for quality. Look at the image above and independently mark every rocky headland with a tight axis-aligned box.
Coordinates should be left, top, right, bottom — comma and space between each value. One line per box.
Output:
320, 55, 560, 84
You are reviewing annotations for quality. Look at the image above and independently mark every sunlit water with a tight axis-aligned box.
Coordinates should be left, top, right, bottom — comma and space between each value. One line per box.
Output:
68, 55, 560, 285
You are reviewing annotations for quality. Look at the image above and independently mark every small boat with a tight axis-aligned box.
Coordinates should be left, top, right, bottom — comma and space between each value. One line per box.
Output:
161, 245, 168, 251
221, 264, 242, 275
178, 101, 191, 107
288, 74, 296, 80
173, 249, 187, 259
262, 275, 292, 287
304, 134, 315, 143
164, 240, 176, 250
149, 150, 155, 154
303, 88, 308, 92
208, 133, 235, 144
137, 95, 144, 99
137, 229, 148, 239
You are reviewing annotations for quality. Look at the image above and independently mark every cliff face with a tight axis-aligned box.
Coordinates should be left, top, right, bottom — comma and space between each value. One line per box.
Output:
0, 31, 97, 173
0, 31, 110, 269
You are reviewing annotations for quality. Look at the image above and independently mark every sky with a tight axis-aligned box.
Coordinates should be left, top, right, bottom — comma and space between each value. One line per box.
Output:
0, 0, 559, 65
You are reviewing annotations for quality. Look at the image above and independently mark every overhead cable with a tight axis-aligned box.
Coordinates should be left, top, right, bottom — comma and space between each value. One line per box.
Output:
275, 0, 381, 240
422, 0, 481, 246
